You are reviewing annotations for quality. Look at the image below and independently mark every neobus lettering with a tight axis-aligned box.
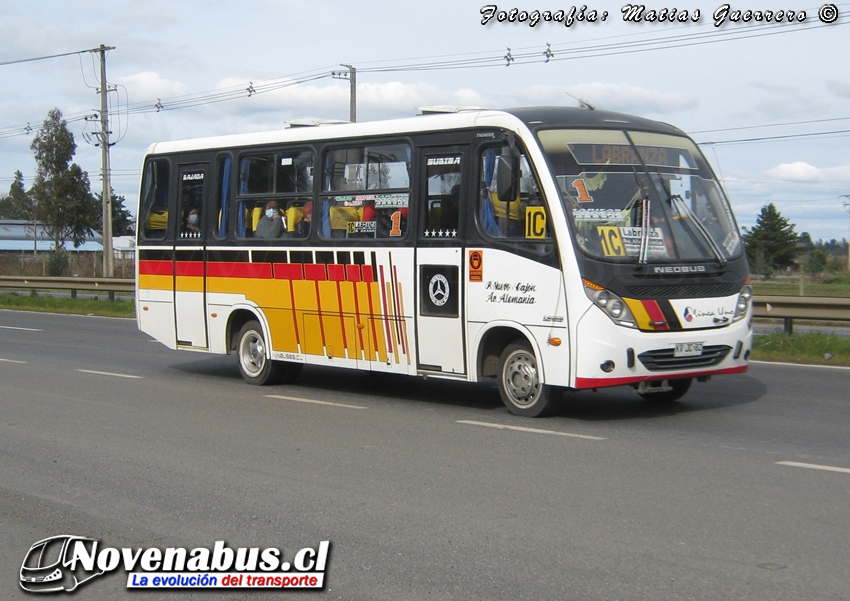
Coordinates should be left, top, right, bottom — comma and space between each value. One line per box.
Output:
713, 5, 805, 27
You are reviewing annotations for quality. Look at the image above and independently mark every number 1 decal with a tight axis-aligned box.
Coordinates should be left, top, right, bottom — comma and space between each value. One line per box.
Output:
389, 210, 403, 236
572, 179, 594, 203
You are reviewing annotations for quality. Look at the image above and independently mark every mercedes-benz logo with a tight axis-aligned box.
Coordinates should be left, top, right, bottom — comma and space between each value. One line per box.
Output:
428, 274, 450, 307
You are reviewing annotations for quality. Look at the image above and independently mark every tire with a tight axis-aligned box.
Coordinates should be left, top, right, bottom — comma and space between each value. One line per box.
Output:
637, 378, 692, 403
236, 320, 282, 385
497, 342, 556, 417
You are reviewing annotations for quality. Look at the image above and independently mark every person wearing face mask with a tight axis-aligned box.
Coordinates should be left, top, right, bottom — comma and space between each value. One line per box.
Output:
184, 208, 201, 237
255, 200, 285, 238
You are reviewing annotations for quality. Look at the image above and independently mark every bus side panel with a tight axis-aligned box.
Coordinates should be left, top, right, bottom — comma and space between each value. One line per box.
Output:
465, 248, 571, 387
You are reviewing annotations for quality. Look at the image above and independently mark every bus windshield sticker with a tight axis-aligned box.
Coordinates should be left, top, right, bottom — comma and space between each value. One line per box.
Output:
574, 208, 628, 223
572, 179, 595, 203
348, 221, 377, 235
596, 226, 668, 257
524, 207, 547, 239
374, 193, 409, 208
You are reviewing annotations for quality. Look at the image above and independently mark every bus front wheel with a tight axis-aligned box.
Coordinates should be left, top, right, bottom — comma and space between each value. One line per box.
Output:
497, 342, 556, 417
237, 320, 282, 385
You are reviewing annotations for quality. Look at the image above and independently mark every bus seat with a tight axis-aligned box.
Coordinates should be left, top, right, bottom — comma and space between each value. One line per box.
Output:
286, 206, 303, 232
251, 206, 263, 232
490, 190, 521, 221
329, 206, 363, 234
146, 208, 168, 230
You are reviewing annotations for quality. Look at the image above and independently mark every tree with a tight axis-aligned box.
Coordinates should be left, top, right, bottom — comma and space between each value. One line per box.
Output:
96, 189, 136, 237
28, 108, 100, 249
807, 249, 827, 274
742, 203, 800, 276
0, 171, 33, 220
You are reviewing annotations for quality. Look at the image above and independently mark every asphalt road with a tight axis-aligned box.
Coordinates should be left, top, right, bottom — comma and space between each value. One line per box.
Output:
1, 309, 849, 600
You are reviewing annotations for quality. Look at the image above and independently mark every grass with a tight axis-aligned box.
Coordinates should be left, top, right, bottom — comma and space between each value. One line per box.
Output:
752, 274, 850, 298
751, 332, 850, 367
0, 292, 135, 318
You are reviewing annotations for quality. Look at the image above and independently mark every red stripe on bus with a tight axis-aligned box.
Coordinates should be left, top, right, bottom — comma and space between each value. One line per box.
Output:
361, 265, 374, 283
575, 365, 748, 389
641, 300, 669, 331
327, 264, 346, 282
274, 263, 304, 280
175, 262, 204, 277
206, 262, 272, 279
304, 264, 326, 281
346, 264, 361, 282
138, 260, 173, 276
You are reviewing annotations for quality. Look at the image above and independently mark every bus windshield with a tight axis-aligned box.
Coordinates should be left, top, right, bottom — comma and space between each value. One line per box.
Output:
537, 129, 743, 264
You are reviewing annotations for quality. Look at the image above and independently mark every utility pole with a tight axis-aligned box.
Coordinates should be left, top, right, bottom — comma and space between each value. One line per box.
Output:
96, 44, 116, 277
336, 64, 356, 122
843, 196, 850, 271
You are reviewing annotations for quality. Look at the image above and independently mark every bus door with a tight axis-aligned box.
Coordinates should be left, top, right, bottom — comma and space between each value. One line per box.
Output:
415, 147, 468, 375
174, 164, 209, 349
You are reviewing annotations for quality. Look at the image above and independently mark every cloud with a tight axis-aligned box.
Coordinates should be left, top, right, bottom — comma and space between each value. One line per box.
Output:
764, 161, 850, 183
117, 72, 190, 102
826, 79, 850, 99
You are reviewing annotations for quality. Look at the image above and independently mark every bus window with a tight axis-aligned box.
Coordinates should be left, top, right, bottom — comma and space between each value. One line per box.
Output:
139, 159, 171, 241
213, 155, 232, 240
320, 143, 410, 239
178, 168, 205, 240
235, 150, 315, 240
478, 147, 550, 242
423, 155, 462, 238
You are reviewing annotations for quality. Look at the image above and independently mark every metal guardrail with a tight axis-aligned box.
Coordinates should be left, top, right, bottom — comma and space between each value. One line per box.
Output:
0, 275, 135, 300
752, 295, 850, 334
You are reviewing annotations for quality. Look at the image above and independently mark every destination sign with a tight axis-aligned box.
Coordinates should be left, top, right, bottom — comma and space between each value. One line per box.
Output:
568, 144, 694, 168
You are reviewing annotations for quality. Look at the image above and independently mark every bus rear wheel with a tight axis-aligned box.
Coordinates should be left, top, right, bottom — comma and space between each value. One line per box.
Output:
237, 320, 282, 386
497, 342, 556, 417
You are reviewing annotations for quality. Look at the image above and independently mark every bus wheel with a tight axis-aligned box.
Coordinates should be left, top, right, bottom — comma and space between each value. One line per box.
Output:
237, 320, 281, 385
637, 378, 692, 403
497, 342, 555, 417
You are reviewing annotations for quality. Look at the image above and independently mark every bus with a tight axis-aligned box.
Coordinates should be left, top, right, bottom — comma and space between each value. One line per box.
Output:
135, 106, 752, 417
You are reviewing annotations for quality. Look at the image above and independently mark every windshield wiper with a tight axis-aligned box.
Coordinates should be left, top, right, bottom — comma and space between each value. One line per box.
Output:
638, 196, 651, 264
669, 194, 727, 266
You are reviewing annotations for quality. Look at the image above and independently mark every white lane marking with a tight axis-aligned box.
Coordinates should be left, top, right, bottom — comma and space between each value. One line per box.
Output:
265, 394, 367, 410
75, 369, 143, 379
457, 420, 607, 440
750, 360, 850, 371
0, 357, 27, 364
0, 325, 43, 332
777, 461, 850, 474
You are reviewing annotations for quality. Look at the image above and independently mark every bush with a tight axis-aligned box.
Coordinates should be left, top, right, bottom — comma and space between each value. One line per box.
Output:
46, 250, 70, 276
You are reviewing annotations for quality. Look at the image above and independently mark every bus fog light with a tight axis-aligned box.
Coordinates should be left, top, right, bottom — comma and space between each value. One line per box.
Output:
600, 360, 615, 373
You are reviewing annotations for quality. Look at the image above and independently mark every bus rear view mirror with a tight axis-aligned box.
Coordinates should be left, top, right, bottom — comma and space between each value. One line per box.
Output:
496, 155, 519, 202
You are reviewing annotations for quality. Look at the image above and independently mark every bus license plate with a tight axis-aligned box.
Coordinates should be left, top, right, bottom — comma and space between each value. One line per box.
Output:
674, 342, 703, 357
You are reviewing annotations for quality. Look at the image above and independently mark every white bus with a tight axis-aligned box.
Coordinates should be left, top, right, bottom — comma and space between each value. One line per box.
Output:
136, 106, 752, 417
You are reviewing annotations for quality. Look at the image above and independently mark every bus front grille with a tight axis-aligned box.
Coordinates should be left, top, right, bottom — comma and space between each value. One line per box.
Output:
638, 345, 732, 371
625, 283, 736, 299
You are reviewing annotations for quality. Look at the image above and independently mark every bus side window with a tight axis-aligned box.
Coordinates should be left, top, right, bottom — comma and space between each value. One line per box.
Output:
479, 147, 550, 242
139, 159, 171, 241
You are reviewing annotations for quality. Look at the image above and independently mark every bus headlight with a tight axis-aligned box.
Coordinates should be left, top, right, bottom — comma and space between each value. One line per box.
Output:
583, 279, 636, 328
733, 284, 752, 322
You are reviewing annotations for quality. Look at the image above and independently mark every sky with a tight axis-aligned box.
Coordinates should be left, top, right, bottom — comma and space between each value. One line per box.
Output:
1, 0, 849, 243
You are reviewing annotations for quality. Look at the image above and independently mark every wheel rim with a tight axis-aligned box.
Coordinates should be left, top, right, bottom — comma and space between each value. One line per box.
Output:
240, 330, 266, 376
503, 351, 540, 407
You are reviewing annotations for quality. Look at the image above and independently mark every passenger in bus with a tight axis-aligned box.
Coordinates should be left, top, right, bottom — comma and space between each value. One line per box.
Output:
292, 201, 312, 238
255, 200, 285, 238
183, 208, 201, 237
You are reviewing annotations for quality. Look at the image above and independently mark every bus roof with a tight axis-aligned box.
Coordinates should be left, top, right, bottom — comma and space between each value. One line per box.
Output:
143, 106, 685, 156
